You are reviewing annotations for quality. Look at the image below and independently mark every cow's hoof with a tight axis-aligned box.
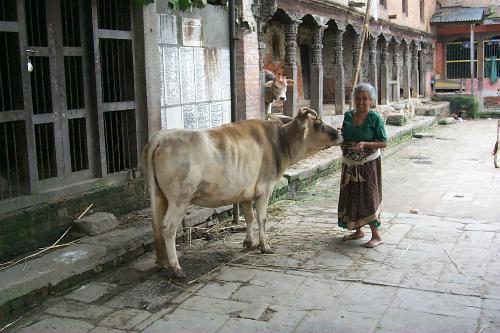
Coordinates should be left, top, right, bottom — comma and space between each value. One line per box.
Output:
243, 239, 257, 250
173, 268, 187, 278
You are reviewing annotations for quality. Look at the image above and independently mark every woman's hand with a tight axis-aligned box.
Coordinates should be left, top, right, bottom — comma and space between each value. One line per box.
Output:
353, 142, 367, 151
353, 141, 374, 151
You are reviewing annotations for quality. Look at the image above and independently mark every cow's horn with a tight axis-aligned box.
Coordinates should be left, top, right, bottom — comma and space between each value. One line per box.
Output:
299, 107, 318, 119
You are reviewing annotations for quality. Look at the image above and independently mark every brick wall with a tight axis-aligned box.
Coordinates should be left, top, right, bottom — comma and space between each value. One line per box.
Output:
0, 180, 148, 262
484, 96, 500, 108
235, 0, 261, 120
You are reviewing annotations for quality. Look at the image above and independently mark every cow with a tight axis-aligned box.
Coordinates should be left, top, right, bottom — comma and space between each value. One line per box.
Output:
264, 69, 295, 116
142, 107, 343, 278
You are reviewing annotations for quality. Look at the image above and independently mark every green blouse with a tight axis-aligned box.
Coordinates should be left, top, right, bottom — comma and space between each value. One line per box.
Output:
341, 109, 387, 143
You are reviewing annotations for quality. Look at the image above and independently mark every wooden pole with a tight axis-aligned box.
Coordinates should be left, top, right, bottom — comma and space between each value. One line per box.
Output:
470, 24, 475, 97
350, 0, 372, 109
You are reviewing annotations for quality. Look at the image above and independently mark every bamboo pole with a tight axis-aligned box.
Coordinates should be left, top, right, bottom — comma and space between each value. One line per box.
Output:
350, 0, 373, 109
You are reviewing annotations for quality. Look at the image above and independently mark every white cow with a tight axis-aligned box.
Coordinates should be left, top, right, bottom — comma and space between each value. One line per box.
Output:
142, 108, 342, 277
264, 69, 295, 116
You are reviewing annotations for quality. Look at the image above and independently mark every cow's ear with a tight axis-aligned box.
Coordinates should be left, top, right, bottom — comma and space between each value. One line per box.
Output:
286, 79, 295, 86
265, 80, 274, 88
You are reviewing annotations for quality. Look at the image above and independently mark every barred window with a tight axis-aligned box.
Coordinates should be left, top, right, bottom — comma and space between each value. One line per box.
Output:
402, 0, 408, 16
484, 38, 500, 79
446, 41, 478, 79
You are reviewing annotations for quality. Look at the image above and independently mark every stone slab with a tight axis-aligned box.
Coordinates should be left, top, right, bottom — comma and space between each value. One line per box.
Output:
45, 299, 112, 320
377, 307, 477, 333
98, 308, 151, 330
218, 317, 287, 333
17, 317, 95, 333
238, 302, 269, 320
393, 288, 481, 319
196, 282, 241, 299
142, 309, 228, 333
296, 309, 380, 333
65, 282, 117, 303
179, 295, 247, 315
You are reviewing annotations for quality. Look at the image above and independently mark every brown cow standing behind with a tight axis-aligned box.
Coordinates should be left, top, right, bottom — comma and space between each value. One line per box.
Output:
142, 108, 342, 277
264, 69, 295, 116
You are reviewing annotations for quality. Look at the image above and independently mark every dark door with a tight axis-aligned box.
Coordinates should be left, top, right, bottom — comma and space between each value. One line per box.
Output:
0, 0, 95, 202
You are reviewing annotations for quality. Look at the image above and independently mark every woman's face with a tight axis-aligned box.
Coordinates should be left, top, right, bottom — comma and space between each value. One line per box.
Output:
355, 91, 372, 113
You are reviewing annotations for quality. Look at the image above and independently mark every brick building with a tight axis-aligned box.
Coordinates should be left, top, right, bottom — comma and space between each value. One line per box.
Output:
430, 1, 500, 109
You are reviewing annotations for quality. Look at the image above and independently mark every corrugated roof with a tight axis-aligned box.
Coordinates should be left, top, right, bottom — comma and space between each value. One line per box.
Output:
430, 7, 484, 24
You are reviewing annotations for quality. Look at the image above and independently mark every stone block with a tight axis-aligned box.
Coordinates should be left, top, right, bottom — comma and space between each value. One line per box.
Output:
73, 212, 119, 236
438, 117, 456, 125
386, 113, 408, 126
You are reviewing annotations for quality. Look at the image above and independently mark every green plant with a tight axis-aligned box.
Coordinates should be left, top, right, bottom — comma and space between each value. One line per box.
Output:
438, 95, 479, 118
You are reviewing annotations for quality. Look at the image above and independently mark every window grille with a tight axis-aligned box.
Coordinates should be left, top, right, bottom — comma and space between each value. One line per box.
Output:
484, 39, 500, 79
446, 41, 477, 79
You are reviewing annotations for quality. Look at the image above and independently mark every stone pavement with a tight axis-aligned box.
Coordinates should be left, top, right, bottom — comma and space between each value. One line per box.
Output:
3, 118, 500, 332
0, 115, 435, 322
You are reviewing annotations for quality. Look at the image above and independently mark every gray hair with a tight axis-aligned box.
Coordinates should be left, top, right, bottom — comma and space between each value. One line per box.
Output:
353, 83, 376, 106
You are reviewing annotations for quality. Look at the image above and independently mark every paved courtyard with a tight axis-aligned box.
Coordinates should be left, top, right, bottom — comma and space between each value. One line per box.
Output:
8, 119, 500, 333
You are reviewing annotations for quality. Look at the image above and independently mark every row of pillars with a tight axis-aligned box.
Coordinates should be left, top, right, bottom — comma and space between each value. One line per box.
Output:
265, 20, 425, 117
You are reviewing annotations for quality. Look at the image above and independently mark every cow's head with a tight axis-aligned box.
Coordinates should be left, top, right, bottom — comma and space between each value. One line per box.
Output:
265, 75, 295, 101
283, 107, 343, 163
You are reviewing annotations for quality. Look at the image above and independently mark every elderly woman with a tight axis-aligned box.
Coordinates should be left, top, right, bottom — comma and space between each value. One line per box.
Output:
338, 83, 387, 248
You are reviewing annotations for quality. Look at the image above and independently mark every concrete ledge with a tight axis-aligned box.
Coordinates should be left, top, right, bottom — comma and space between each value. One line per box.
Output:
0, 116, 436, 323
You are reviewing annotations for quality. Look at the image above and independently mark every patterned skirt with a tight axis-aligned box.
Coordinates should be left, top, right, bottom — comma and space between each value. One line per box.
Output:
338, 144, 383, 230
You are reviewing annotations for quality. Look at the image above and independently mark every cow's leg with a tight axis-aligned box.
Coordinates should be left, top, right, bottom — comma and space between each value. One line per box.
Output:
255, 191, 273, 254
161, 202, 189, 278
241, 201, 257, 249
152, 189, 169, 269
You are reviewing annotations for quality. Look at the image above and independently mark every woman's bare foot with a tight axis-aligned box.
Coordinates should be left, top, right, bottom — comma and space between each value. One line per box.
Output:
342, 229, 364, 241
363, 238, 383, 248
363, 223, 383, 248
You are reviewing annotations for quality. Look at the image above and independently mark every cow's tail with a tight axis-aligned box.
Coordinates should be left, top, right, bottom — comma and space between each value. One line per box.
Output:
141, 135, 169, 265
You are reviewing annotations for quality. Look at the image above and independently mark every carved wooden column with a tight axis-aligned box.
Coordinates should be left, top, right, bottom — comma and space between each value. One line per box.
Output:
333, 27, 345, 115
411, 43, 419, 97
310, 25, 326, 116
284, 19, 300, 117
368, 35, 378, 106
352, 32, 362, 84
419, 45, 427, 97
392, 40, 401, 101
402, 42, 411, 99
380, 38, 390, 105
